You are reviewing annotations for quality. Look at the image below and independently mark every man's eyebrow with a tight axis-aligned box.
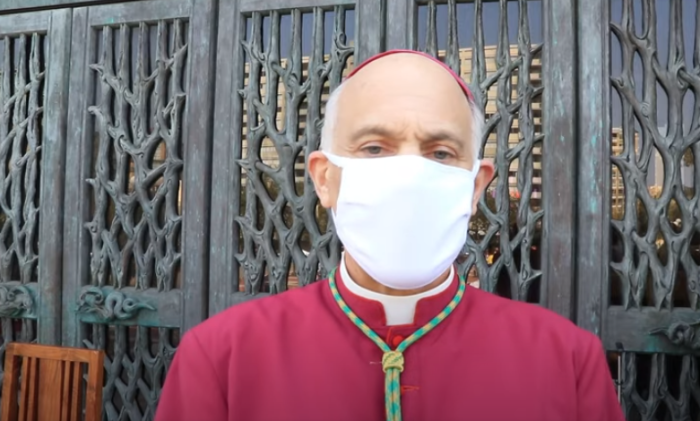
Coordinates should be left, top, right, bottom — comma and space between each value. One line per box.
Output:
346, 124, 469, 152
347, 124, 401, 142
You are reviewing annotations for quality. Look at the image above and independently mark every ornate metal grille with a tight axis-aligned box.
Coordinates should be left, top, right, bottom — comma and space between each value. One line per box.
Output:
0, 32, 44, 400
82, 22, 186, 310
3, 0, 700, 419
609, 0, 699, 314
608, 0, 700, 419
78, 20, 187, 421
236, 6, 354, 295
415, 0, 544, 302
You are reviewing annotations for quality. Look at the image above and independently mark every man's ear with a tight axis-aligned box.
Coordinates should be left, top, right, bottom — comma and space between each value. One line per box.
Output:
472, 159, 495, 215
307, 151, 333, 208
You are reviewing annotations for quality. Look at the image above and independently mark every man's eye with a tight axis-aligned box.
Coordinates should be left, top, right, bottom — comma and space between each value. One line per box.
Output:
433, 150, 453, 160
363, 146, 383, 155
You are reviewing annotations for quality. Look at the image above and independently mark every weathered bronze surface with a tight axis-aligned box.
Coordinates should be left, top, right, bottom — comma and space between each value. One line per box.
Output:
0, 284, 34, 318
0, 0, 697, 420
602, 0, 700, 419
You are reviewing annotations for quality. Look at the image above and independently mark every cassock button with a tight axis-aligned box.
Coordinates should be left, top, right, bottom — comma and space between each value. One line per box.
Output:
392, 335, 404, 348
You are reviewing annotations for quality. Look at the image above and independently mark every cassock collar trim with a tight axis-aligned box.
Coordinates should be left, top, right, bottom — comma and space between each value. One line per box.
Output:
329, 267, 460, 331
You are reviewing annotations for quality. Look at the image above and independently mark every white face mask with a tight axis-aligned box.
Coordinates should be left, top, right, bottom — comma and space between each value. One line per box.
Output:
325, 153, 480, 290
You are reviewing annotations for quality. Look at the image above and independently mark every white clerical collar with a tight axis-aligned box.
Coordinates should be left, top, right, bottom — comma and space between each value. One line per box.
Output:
339, 253, 453, 326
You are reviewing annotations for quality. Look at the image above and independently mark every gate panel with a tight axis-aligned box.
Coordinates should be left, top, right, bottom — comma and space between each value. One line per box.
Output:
209, 0, 383, 313
0, 7, 71, 405
62, 0, 215, 418
389, 0, 577, 314
582, 0, 700, 419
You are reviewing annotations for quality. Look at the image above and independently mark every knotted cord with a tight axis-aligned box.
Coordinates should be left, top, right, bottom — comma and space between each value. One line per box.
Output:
328, 269, 466, 421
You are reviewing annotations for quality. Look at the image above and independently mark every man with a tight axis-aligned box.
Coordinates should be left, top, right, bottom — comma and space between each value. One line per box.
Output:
156, 50, 624, 421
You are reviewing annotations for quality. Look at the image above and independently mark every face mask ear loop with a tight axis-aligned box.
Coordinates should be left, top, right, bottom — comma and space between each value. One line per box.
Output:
471, 159, 481, 175
323, 152, 346, 168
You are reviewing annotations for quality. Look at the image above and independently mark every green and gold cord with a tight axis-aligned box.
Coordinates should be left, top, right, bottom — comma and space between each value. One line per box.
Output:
328, 268, 466, 421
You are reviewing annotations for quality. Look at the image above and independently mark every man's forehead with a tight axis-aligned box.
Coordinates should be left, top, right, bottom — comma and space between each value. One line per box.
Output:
335, 51, 474, 129
345, 50, 475, 102
332, 57, 474, 151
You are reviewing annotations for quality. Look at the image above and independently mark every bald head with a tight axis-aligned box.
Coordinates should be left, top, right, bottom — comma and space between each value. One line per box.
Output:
320, 53, 483, 163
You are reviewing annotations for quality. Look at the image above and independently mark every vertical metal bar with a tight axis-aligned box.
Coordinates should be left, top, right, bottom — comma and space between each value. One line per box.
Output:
470, 0, 486, 106
209, 0, 244, 316
541, 0, 577, 319
355, 0, 383, 63
576, 0, 610, 335
240, 11, 262, 296
385, 0, 413, 50
37, 9, 72, 345
62, 6, 92, 347
424, 1, 437, 57
444, 0, 459, 74
181, 0, 217, 331
617, 354, 621, 401
406, 0, 416, 50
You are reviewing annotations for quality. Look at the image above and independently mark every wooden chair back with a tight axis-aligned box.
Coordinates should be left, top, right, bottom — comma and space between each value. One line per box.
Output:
1, 342, 104, 421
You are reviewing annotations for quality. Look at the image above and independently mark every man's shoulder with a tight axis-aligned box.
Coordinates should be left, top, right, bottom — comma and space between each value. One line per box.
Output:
188, 280, 330, 341
468, 287, 598, 346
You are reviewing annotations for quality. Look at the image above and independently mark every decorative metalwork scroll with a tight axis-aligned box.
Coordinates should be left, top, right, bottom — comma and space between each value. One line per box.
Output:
610, 0, 700, 419
237, 7, 354, 294
77, 286, 155, 322
0, 31, 43, 403
417, 0, 544, 302
0, 284, 34, 318
650, 321, 700, 350
82, 20, 186, 420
